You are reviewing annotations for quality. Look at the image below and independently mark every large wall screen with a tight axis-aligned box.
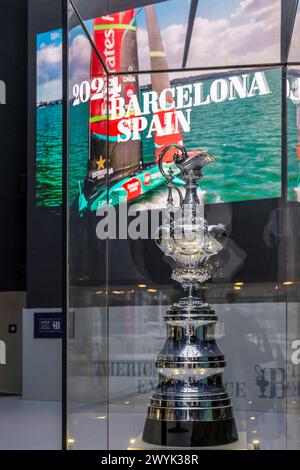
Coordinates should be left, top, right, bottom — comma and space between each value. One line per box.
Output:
35, 0, 300, 214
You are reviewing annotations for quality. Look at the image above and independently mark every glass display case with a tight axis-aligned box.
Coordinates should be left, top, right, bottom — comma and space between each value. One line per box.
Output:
62, 0, 300, 450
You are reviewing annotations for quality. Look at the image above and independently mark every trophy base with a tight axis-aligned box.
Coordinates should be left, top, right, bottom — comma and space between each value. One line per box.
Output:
142, 418, 238, 447
129, 431, 250, 450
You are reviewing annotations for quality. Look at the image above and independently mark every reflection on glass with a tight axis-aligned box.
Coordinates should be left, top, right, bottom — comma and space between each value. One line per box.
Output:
67, 16, 109, 450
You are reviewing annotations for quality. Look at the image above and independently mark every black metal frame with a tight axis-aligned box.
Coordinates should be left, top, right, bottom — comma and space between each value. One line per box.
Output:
62, 0, 69, 452
62, 0, 300, 451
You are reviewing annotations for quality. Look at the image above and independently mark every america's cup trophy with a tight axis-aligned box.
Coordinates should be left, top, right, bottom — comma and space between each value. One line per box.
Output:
142, 144, 238, 447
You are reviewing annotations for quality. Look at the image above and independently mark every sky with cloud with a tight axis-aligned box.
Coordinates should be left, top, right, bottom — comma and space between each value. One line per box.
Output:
136, 0, 281, 71
37, 25, 92, 102
37, 0, 298, 102
37, 29, 63, 102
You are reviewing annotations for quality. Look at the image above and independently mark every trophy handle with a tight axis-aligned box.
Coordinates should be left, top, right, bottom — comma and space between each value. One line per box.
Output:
158, 145, 186, 207
169, 184, 184, 207
158, 144, 187, 180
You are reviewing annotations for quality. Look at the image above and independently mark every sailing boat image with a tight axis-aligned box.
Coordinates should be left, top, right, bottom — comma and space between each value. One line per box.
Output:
145, 4, 183, 162
78, 5, 191, 214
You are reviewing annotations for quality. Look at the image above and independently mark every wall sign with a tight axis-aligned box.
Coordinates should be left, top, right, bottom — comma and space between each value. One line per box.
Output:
8, 324, 17, 334
34, 312, 63, 339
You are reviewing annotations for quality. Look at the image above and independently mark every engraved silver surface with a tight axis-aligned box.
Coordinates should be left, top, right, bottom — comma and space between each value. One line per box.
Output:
143, 144, 237, 436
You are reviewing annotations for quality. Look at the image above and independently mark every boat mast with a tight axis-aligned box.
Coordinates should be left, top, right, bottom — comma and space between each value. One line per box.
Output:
145, 4, 171, 96
145, 5, 183, 163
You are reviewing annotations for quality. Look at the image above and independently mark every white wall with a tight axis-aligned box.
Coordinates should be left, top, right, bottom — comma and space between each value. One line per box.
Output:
0, 292, 25, 394
22, 308, 61, 401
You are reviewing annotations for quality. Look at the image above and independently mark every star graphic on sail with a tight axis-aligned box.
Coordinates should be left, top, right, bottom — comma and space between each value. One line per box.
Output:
96, 156, 106, 170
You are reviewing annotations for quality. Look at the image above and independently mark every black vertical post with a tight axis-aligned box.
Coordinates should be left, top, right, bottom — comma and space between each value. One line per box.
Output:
280, 0, 290, 447
282, 64, 289, 452
282, 66, 288, 208
280, 2, 293, 285
62, 0, 69, 452
182, 0, 198, 68
281, 0, 299, 63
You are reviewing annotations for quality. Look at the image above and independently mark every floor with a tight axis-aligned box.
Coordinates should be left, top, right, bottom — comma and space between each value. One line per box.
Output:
0, 397, 61, 450
0, 396, 300, 450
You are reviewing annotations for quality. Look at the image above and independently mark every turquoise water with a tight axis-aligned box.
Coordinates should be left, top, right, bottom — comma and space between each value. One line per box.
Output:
287, 79, 300, 201
36, 103, 89, 207
36, 104, 62, 207
36, 68, 299, 208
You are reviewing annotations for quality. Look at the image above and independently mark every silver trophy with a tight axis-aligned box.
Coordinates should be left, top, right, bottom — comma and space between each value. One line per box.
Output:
142, 144, 238, 447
